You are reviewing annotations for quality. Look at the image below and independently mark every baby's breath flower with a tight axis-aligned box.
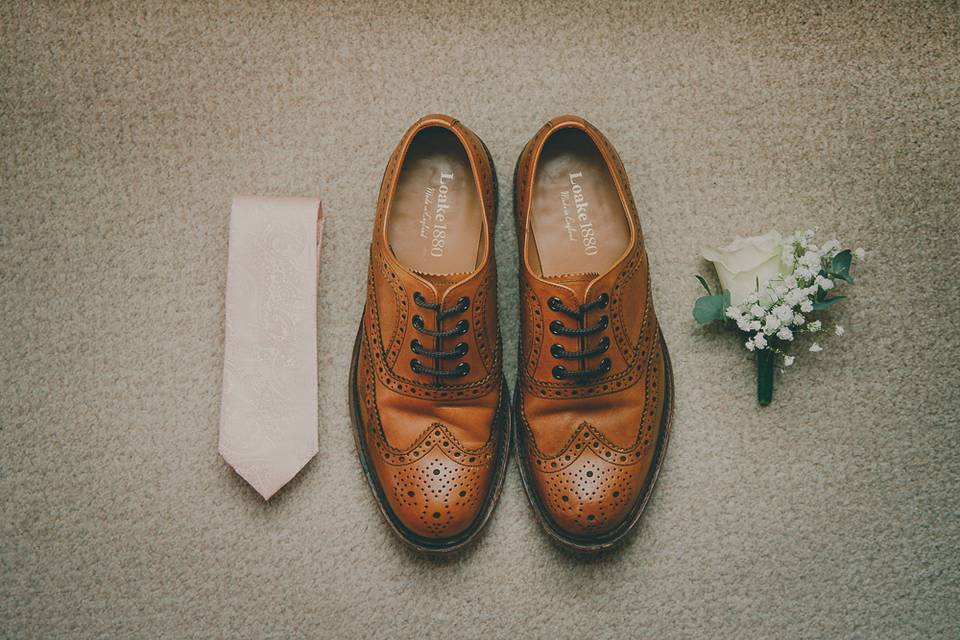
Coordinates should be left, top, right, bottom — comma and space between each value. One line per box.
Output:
725, 306, 742, 320
854, 247, 866, 260
774, 305, 794, 323
809, 342, 823, 353
793, 313, 806, 326
807, 320, 821, 331
801, 252, 821, 269
822, 239, 841, 256
835, 325, 845, 336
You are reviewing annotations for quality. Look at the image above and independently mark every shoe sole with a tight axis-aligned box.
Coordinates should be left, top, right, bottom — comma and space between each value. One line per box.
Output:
348, 135, 511, 555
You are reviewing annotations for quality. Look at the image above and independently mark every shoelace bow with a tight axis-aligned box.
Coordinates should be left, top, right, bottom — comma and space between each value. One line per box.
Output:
548, 292, 612, 381
410, 291, 471, 384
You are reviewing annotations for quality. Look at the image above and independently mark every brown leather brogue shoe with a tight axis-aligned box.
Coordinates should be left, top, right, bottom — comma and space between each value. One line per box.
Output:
513, 116, 673, 552
350, 114, 509, 553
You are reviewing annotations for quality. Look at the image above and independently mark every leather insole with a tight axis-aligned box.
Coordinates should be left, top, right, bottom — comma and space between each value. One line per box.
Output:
528, 128, 629, 278
387, 127, 483, 276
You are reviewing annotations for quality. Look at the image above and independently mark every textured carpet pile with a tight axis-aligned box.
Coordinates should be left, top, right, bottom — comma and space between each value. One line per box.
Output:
2, 2, 958, 638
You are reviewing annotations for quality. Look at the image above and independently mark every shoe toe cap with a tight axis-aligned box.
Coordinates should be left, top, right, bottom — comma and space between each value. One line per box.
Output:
377, 448, 493, 541
532, 447, 654, 538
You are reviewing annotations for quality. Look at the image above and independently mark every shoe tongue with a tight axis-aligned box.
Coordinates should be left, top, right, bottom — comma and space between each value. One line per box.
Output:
543, 272, 598, 303
414, 271, 465, 299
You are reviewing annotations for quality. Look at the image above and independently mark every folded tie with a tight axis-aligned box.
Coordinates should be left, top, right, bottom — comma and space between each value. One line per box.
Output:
218, 196, 323, 499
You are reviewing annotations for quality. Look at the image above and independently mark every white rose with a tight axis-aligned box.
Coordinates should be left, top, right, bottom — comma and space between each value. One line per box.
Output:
703, 231, 787, 307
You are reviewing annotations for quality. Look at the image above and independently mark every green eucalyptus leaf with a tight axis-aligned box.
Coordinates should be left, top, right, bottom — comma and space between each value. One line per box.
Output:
831, 249, 853, 283
812, 295, 845, 310
693, 293, 729, 325
695, 275, 712, 296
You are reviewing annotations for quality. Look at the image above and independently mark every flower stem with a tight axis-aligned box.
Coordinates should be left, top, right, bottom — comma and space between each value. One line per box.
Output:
757, 349, 774, 406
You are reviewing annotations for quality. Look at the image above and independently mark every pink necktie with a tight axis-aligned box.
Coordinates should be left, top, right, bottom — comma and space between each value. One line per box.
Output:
218, 196, 323, 499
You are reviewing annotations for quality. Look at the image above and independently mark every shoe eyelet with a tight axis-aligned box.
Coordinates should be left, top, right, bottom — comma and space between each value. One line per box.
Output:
455, 319, 469, 335
456, 362, 471, 376
552, 365, 566, 380
597, 292, 609, 308
549, 320, 565, 335
413, 291, 426, 305
550, 343, 564, 358
600, 357, 612, 373
547, 297, 563, 312
599, 336, 610, 352
455, 342, 469, 357
412, 315, 424, 329
599, 315, 609, 329
411, 359, 423, 373
457, 296, 470, 311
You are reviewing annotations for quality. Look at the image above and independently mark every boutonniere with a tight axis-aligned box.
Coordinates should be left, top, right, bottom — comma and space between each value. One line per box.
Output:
693, 230, 864, 405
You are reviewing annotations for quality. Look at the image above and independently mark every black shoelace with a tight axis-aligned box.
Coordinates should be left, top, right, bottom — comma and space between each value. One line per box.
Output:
410, 291, 471, 384
547, 293, 612, 381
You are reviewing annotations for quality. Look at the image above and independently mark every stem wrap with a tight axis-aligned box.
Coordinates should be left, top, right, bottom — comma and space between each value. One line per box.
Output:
757, 349, 774, 406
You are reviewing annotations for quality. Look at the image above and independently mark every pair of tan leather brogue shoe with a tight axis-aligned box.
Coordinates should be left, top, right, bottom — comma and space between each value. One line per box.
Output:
350, 114, 673, 553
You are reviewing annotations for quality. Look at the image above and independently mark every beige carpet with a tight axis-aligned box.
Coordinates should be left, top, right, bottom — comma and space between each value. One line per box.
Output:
2, 1, 959, 638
